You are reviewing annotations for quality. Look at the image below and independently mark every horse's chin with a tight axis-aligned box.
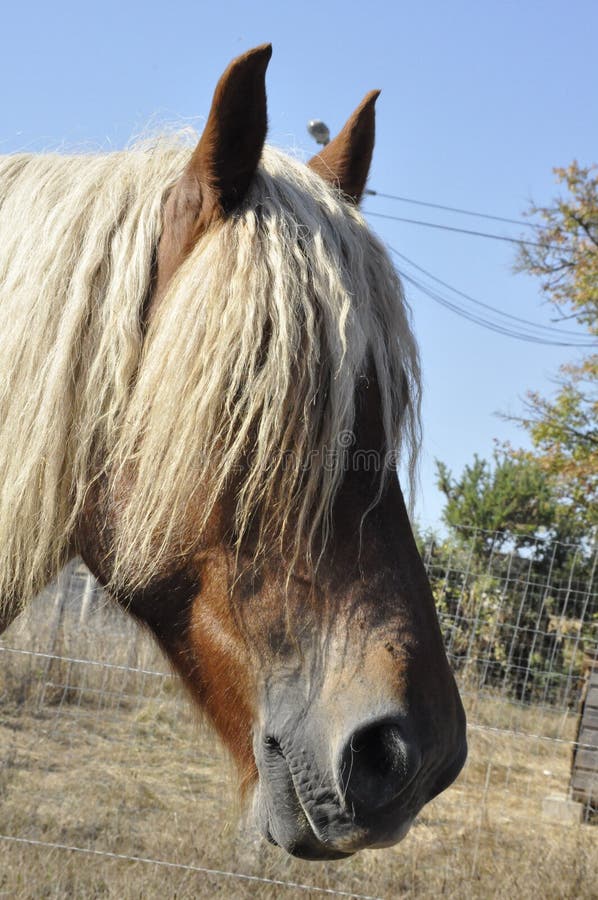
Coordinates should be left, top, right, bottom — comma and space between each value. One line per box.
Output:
252, 787, 355, 860
251, 777, 415, 860
263, 826, 355, 861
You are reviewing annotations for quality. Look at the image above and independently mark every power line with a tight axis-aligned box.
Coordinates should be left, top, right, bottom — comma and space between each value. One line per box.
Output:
389, 247, 596, 347
390, 246, 586, 339
365, 210, 552, 249
367, 189, 538, 229
400, 269, 586, 345
401, 270, 592, 347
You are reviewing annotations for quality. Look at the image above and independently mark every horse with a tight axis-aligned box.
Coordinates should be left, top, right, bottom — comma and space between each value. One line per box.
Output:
0, 44, 466, 859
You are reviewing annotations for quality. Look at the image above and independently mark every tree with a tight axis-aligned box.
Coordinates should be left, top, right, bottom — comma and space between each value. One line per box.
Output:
508, 374, 596, 533
511, 162, 598, 532
517, 162, 598, 330
426, 163, 598, 704
435, 452, 557, 556
430, 452, 595, 704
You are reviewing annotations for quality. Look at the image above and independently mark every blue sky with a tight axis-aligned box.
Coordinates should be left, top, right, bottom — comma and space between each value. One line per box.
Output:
2, 1, 596, 530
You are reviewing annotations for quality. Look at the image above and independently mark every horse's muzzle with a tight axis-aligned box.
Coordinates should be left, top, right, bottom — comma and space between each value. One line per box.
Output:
252, 707, 465, 859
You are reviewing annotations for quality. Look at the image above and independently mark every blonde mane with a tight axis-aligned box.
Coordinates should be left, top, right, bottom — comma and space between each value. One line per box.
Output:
0, 137, 421, 609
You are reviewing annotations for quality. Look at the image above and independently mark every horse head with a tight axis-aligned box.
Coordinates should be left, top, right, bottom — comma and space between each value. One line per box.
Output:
78, 45, 466, 859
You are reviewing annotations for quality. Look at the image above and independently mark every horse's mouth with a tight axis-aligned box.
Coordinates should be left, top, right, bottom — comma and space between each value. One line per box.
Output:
253, 737, 355, 859
253, 734, 416, 860
264, 826, 354, 861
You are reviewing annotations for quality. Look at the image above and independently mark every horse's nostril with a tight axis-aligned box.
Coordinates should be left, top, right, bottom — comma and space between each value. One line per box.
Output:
340, 719, 420, 813
264, 735, 284, 756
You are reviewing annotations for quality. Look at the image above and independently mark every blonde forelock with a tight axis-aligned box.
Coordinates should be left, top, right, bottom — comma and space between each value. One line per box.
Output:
0, 138, 421, 607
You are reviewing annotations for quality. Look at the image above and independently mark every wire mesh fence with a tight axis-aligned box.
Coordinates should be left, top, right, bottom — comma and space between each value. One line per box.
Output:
1, 531, 597, 898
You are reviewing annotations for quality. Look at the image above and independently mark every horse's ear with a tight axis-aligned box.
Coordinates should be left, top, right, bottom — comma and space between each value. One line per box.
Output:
189, 43, 271, 220
154, 45, 271, 301
308, 90, 380, 203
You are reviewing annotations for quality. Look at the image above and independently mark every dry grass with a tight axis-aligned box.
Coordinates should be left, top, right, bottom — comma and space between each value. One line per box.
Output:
1, 591, 596, 899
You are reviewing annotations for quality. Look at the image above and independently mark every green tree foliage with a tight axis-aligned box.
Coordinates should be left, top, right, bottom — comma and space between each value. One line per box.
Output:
428, 453, 596, 704
512, 162, 598, 530
423, 527, 595, 704
435, 452, 557, 555
509, 374, 597, 531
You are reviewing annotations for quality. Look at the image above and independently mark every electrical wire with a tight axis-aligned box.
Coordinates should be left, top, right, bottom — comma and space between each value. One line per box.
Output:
390, 246, 586, 339
367, 189, 539, 229
388, 247, 596, 348
400, 269, 588, 346
366, 210, 552, 249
